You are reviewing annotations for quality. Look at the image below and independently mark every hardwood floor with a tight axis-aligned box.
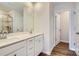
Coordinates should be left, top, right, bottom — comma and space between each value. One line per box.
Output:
39, 42, 77, 56
51, 42, 76, 56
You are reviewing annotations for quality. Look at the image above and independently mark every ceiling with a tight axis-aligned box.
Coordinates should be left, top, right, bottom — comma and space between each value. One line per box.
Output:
0, 2, 25, 14
0, 2, 77, 14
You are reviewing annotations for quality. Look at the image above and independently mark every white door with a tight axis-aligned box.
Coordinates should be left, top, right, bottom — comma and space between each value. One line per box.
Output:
55, 13, 61, 45
60, 11, 69, 43
35, 35, 43, 56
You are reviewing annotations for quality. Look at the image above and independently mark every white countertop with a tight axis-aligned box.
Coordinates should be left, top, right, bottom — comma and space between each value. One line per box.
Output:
0, 32, 43, 48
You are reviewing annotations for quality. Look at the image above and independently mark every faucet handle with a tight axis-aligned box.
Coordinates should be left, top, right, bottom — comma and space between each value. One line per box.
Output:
0, 32, 1, 34
0, 30, 3, 34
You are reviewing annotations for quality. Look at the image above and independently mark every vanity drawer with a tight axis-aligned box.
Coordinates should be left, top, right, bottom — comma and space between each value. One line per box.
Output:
35, 35, 43, 55
27, 38, 34, 47
27, 47, 34, 56
26, 38, 35, 56
7, 47, 26, 56
0, 41, 26, 56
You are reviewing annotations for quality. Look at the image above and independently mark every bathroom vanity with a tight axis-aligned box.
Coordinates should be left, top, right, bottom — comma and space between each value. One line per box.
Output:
0, 32, 44, 56
0, 3, 44, 56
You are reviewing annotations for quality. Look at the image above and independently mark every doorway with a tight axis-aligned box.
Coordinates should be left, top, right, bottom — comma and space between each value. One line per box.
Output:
55, 10, 70, 46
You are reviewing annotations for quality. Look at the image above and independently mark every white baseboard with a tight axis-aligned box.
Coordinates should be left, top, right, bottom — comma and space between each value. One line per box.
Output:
60, 40, 69, 43
75, 49, 79, 56
42, 50, 51, 55
75, 48, 79, 56
55, 41, 61, 46
44, 51, 51, 55
43, 46, 54, 55
69, 47, 76, 51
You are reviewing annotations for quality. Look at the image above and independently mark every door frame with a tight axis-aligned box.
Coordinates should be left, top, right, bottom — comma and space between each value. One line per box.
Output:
54, 10, 70, 46
54, 12, 61, 46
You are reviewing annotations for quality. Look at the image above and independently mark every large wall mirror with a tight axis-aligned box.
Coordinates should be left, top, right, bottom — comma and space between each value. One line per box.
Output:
0, 3, 23, 33
0, 11, 13, 33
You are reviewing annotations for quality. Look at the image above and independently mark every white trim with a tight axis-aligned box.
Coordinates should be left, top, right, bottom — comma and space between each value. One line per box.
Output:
75, 49, 79, 56
55, 41, 61, 46
43, 51, 51, 55
43, 46, 54, 55
74, 48, 79, 56
69, 47, 75, 51
60, 40, 69, 43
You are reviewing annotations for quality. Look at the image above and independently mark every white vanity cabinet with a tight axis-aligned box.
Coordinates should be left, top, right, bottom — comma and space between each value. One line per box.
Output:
0, 40, 26, 56
0, 33, 44, 56
26, 34, 44, 56
26, 38, 35, 56
7, 47, 26, 56
35, 35, 43, 56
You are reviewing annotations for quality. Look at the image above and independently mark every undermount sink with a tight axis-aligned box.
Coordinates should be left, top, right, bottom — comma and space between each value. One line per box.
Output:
0, 32, 34, 40
7, 37, 19, 40
0, 36, 19, 40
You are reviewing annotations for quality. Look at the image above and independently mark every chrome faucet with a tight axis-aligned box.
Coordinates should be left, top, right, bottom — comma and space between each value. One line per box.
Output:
0, 30, 7, 39
29, 29, 33, 34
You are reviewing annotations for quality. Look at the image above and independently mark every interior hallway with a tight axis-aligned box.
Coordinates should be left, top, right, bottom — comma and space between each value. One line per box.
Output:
39, 42, 77, 56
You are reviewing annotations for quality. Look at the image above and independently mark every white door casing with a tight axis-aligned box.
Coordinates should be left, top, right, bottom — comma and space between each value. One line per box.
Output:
55, 13, 61, 45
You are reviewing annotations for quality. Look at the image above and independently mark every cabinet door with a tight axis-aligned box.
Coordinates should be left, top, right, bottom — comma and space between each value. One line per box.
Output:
35, 35, 43, 56
16, 47, 26, 56
0, 41, 26, 56
7, 47, 26, 56
7, 52, 17, 56
27, 38, 35, 56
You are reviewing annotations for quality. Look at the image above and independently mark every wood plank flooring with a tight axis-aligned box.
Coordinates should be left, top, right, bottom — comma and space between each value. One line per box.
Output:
39, 42, 77, 56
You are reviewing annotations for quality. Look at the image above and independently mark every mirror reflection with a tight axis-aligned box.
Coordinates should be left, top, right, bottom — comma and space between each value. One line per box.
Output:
0, 12, 13, 33
0, 3, 24, 33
